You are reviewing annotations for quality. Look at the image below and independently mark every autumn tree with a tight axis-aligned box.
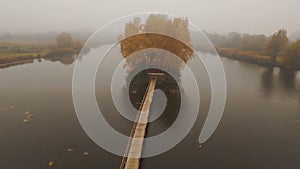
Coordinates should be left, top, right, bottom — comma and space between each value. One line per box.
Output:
282, 40, 300, 68
119, 14, 194, 73
119, 14, 194, 90
56, 32, 73, 48
266, 29, 289, 63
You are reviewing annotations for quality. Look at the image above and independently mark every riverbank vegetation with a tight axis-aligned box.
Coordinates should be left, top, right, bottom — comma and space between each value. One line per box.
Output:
1, 29, 300, 70
0, 32, 84, 65
207, 29, 300, 69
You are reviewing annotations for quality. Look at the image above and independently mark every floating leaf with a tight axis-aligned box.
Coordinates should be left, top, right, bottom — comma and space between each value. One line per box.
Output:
83, 151, 89, 156
48, 161, 54, 166
24, 111, 34, 119
67, 148, 75, 152
23, 119, 29, 123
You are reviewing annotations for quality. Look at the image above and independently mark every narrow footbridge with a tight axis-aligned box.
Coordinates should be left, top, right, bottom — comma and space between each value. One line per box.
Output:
119, 73, 162, 169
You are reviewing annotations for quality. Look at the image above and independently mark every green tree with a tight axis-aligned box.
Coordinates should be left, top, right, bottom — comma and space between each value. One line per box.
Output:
56, 33, 73, 48
266, 29, 289, 63
282, 39, 300, 68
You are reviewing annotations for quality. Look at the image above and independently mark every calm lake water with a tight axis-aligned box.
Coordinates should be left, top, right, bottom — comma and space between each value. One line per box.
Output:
0, 52, 299, 169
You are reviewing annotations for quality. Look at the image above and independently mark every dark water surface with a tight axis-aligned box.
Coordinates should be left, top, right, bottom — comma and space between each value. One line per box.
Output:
0, 55, 299, 169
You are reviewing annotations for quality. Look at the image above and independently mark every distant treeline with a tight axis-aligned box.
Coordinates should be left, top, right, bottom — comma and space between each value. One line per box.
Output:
1, 29, 300, 69
205, 29, 300, 69
0, 32, 85, 64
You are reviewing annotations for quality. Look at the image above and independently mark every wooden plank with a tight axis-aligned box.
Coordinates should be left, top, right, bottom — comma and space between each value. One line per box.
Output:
123, 76, 157, 169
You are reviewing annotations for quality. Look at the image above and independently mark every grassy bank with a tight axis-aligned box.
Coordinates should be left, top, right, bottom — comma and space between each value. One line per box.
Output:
217, 48, 300, 70
0, 42, 79, 65
0, 51, 49, 64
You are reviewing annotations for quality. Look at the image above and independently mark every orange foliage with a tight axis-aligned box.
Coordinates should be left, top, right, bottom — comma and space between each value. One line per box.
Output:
119, 14, 194, 73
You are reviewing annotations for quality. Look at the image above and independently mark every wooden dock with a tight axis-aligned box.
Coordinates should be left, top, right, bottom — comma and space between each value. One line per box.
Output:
119, 75, 158, 169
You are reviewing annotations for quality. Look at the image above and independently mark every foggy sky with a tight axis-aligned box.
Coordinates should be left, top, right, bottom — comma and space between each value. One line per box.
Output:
1, 0, 300, 34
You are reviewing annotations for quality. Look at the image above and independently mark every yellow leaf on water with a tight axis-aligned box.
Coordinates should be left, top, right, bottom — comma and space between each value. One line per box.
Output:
48, 161, 54, 166
24, 111, 33, 119
23, 119, 29, 123
83, 151, 89, 156
67, 148, 75, 152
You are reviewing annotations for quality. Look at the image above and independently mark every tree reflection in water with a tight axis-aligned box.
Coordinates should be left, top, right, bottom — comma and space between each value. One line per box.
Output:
279, 68, 296, 90
261, 67, 274, 97
261, 66, 299, 98
128, 69, 181, 137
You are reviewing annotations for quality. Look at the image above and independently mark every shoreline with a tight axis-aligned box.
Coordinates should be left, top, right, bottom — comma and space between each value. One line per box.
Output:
0, 58, 37, 68
0, 50, 299, 71
221, 56, 300, 70
217, 48, 300, 70
0, 52, 76, 69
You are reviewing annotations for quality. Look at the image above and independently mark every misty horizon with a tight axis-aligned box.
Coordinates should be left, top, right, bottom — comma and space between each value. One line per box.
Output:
1, 0, 300, 35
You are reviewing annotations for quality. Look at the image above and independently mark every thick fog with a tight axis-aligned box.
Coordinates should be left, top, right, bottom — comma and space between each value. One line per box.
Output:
1, 0, 300, 34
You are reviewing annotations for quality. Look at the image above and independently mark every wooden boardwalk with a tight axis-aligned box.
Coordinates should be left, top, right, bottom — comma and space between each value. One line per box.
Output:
120, 75, 158, 169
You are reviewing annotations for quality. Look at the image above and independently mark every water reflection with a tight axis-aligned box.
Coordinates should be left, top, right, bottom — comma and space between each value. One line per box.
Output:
278, 68, 296, 90
0, 55, 76, 69
128, 69, 181, 137
261, 67, 298, 96
43, 55, 76, 65
0, 59, 35, 69
149, 72, 181, 135
261, 67, 274, 96
1, 53, 300, 169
